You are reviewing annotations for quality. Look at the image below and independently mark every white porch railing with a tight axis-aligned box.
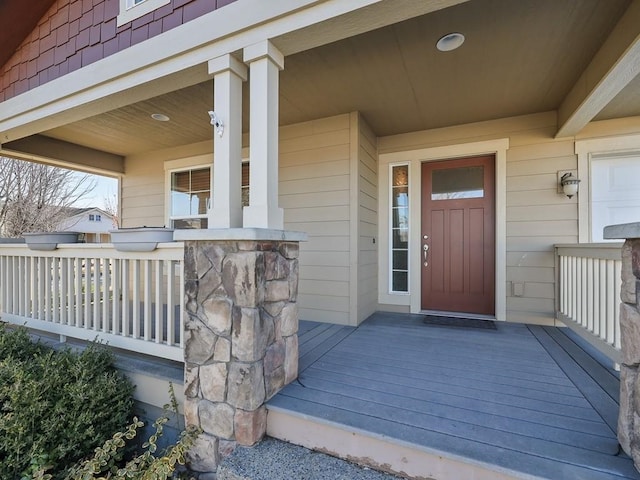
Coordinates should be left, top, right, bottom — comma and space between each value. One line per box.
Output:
555, 243, 623, 364
0, 242, 185, 361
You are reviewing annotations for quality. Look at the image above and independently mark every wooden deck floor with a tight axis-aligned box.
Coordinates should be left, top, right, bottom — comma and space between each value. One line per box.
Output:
268, 312, 640, 480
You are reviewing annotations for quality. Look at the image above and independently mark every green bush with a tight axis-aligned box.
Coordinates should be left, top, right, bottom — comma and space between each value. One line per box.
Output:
0, 324, 134, 479
32, 383, 201, 480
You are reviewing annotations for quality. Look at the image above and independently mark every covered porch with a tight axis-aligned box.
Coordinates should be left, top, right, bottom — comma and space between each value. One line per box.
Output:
268, 313, 636, 480
0, 239, 634, 478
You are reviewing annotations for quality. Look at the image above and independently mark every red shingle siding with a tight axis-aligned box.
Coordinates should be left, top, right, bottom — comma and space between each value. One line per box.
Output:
0, 0, 237, 102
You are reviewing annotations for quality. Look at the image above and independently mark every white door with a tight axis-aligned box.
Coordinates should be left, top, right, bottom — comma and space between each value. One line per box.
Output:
591, 155, 640, 241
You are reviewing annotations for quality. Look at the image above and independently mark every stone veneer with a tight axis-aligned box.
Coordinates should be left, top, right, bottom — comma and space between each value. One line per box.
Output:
180, 236, 300, 475
604, 222, 640, 471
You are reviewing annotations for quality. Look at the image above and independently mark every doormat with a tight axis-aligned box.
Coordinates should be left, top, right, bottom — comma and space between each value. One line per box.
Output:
423, 315, 496, 330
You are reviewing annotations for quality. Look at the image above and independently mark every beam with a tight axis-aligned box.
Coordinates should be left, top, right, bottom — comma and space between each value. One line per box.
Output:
1, 135, 124, 175
556, 0, 640, 138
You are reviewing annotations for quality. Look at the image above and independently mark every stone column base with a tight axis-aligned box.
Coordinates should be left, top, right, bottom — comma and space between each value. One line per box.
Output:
177, 229, 305, 474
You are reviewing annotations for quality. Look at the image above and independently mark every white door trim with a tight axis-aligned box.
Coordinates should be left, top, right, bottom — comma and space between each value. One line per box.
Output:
379, 138, 509, 321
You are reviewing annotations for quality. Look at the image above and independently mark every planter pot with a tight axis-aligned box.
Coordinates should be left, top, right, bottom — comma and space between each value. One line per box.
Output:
23, 232, 81, 251
109, 227, 175, 252
0, 238, 25, 244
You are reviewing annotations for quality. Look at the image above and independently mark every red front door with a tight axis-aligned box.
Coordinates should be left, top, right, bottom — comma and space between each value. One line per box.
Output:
421, 156, 495, 315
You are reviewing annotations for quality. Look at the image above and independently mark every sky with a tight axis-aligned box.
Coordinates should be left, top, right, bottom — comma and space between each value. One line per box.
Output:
71, 172, 119, 211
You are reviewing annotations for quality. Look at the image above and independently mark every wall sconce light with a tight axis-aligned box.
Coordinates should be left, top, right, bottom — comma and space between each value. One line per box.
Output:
560, 172, 580, 198
208, 111, 224, 138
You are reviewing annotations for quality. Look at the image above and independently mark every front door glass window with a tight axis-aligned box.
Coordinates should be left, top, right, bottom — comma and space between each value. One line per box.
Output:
431, 165, 484, 200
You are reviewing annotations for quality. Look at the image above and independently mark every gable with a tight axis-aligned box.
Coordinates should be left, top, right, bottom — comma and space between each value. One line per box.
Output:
0, 0, 238, 103
0, 0, 57, 70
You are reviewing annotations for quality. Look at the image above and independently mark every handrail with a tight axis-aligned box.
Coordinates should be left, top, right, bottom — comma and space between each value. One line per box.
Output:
0, 242, 185, 361
555, 242, 622, 364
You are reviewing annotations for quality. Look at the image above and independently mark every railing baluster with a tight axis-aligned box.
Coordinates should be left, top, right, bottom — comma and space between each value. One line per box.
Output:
60, 258, 68, 325
586, 258, 594, 335
18, 257, 25, 317
132, 260, 140, 339
143, 260, 152, 341
593, 259, 600, 337
11, 256, 18, 314
615, 260, 622, 349
102, 258, 110, 333
167, 261, 175, 346
84, 256, 91, 329
122, 259, 130, 337
111, 259, 120, 335
53, 257, 60, 324
75, 257, 82, 327
93, 258, 100, 331
155, 260, 163, 344
0, 256, 4, 314
606, 260, 615, 345
45, 257, 53, 321
67, 258, 74, 326
180, 257, 185, 348
561, 255, 568, 315
25, 257, 31, 317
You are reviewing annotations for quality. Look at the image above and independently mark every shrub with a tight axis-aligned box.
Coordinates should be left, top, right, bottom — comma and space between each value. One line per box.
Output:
0, 324, 134, 479
33, 384, 201, 480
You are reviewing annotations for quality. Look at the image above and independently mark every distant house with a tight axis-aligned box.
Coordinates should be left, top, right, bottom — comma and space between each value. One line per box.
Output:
57, 207, 115, 243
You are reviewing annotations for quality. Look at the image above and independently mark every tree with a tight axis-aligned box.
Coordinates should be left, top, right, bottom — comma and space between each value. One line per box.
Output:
0, 157, 96, 237
103, 190, 120, 228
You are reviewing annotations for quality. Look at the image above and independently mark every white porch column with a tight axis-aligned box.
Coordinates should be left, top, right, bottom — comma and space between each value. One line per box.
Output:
242, 40, 284, 230
207, 54, 247, 228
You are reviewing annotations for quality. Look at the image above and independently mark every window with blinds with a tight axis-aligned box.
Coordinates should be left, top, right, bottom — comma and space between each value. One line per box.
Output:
169, 163, 249, 229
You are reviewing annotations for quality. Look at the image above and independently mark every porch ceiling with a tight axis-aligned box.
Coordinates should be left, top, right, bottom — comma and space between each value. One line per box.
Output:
37, 0, 638, 157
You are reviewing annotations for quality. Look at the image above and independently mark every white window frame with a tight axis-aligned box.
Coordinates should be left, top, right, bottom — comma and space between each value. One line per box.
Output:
164, 154, 250, 229
576, 133, 640, 243
117, 0, 171, 27
166, 163, 211, 229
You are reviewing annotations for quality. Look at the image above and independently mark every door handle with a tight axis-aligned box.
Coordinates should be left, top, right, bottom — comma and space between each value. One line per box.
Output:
423, 243, 429, 266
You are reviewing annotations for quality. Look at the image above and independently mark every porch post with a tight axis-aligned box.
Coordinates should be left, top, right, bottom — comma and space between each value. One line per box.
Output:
178, 229, 304, 476
207, 55, 247, 228
603, 222, 640, 473
242, 40, 284, 230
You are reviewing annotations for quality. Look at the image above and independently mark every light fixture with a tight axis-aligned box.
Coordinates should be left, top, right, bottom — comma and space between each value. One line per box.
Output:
436, 32, 465, 52
150, 113, 170, 122
560, 172, 580, 198
208, 111, 224, 138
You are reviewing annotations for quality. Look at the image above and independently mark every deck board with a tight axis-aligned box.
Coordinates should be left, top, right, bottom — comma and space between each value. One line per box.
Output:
297, 321, 355, 373
528, 325, 620, 432
269, 313, 640, 480
544, 326, 620, 401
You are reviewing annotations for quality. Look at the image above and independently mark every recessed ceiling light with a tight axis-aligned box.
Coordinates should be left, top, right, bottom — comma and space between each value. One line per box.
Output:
151, 113, 170, 122
436, 32, 465, 52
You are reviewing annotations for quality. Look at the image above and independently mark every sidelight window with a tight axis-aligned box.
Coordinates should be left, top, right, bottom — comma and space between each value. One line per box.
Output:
390, 164, 409, 293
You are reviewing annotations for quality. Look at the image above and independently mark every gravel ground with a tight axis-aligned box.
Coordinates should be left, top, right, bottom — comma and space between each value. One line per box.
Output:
217, 437, 404, 480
